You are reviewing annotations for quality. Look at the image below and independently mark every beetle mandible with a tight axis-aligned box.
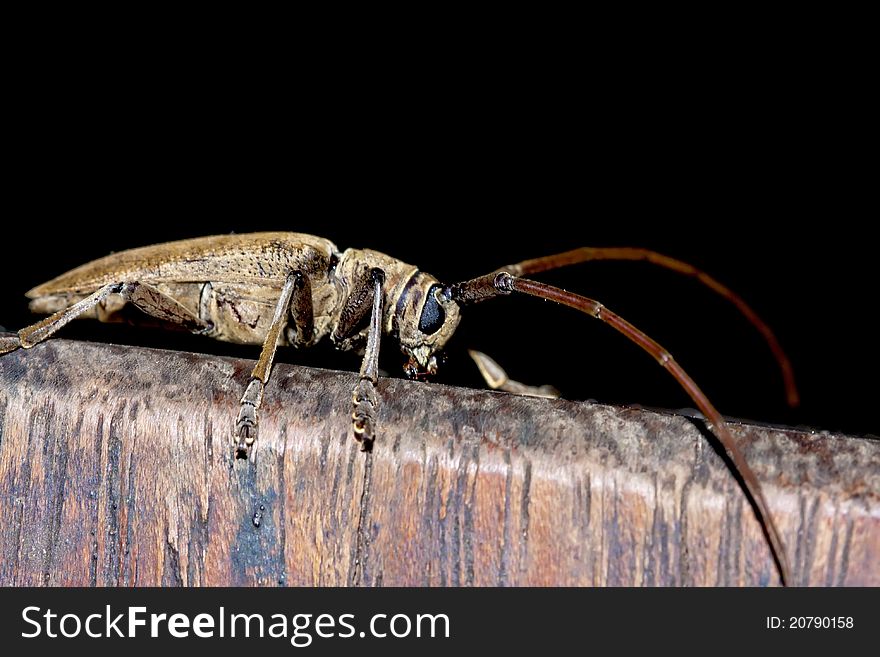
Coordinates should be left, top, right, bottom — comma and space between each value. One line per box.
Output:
0, 232, 797, 584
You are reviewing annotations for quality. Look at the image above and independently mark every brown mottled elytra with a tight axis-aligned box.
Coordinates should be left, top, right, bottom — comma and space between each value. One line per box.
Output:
0, 232, 797, 584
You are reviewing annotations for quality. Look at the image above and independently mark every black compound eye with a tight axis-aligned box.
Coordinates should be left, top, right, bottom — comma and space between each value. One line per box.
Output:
418, 285, 446, 335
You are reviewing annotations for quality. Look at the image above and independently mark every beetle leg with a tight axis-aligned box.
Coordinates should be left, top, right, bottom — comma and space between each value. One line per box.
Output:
330, 268, 379, 352
120, 282, 213, 334
1, 282, 124, 353
0, 334, 20, 354
468, 349, 560, 399
2, 281, 223, 354
338, 268, 385, 451
235, 271, 299, 459
286, 271, 316, 348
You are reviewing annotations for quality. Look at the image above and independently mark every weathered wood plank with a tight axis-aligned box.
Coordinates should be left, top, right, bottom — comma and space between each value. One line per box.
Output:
0, 338, 877, 586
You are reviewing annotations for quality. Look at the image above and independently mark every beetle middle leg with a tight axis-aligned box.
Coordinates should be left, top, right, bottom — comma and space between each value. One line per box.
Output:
234, 271, 305, 459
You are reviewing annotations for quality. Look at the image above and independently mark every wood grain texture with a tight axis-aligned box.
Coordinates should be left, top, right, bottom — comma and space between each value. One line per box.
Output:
0, 338, 877, 586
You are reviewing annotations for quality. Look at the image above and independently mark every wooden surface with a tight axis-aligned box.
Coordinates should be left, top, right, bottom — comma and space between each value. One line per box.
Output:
0, 338, 877, 586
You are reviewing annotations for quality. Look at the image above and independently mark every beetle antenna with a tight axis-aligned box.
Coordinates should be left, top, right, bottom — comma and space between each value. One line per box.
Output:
447, 272, 791, 586
493, 247, 799, 408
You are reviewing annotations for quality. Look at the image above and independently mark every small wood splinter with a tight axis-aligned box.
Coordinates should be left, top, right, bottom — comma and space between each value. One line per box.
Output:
469, 349, 560, 399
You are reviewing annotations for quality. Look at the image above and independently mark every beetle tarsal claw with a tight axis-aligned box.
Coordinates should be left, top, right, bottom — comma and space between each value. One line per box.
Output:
234, 405, 257, 458
351, 377, 378, 450
234, 379, 263, 459
0, 335, 21, 355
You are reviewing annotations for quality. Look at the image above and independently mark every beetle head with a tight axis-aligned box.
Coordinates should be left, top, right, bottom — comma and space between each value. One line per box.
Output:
393, 271, 461, 379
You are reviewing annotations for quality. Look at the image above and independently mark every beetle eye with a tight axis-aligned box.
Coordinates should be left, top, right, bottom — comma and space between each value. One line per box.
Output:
418, 285, 446, 335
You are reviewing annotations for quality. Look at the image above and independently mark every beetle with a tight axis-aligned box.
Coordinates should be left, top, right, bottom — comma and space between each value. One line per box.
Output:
0, 232, 797, 584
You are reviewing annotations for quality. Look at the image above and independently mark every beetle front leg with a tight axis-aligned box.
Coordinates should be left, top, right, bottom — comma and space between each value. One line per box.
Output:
332, 268, 385, 450
234, 271, 301, 459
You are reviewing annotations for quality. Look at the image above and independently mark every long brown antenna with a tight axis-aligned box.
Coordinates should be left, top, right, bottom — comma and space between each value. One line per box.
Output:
448, 272, 791, 585
497, 247, 799, 407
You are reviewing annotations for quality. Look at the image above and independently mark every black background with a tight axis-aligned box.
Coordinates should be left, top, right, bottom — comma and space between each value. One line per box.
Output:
1, 61, 875, 439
